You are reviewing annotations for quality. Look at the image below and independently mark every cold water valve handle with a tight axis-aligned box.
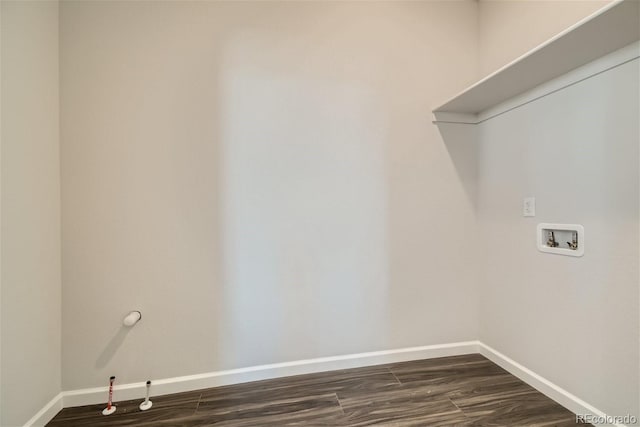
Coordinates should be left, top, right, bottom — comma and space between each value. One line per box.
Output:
566, 231, 578, 250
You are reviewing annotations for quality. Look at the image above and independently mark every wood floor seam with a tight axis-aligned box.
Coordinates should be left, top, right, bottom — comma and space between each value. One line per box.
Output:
334, 392, 346, 416
194, 392, 202, 413
448, 396, 463, 412
387, 368, 402, 385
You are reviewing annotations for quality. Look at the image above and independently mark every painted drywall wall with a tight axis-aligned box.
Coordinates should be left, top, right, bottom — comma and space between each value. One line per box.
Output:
60, 0, 479, 390
1, 1, 61, 426
476, 56, 639, 419
478, 0, 615, 77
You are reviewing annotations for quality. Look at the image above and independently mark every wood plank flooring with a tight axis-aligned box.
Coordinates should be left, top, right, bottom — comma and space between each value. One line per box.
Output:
47, 354, 589, 426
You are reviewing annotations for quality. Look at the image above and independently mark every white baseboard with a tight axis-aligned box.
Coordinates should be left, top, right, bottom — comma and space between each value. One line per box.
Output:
27, 340, 628, 427
23, 392, 63, 427
62, 341, 480, 408
478, 342, 629, 427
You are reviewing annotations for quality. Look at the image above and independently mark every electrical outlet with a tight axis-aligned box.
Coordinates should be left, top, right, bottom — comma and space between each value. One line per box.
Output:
523, 197, 535, 217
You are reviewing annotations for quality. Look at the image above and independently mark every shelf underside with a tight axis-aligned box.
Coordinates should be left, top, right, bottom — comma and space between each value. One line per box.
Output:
434, 0, 640, 117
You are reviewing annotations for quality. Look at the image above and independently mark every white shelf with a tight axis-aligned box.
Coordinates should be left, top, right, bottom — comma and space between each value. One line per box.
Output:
433, 0, 640, 121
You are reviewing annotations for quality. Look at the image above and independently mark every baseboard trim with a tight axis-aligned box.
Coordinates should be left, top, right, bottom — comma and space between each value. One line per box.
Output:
477, 342, 628, 427
62, 340, 480, 408
23, 392, 63, 427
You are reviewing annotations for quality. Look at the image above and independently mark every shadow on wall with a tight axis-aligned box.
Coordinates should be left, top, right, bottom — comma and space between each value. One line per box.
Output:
96, 325, 132, 369
435, 123, 478, 209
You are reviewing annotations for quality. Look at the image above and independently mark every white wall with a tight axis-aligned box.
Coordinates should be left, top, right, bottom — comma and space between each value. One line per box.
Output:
476, 55, 639, 420
1, 1, 61, 426
478, 0, 614, 77
60, 0, 479, 390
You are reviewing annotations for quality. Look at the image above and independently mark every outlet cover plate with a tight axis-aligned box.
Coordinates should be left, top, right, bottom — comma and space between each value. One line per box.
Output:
523, 197, 535, 217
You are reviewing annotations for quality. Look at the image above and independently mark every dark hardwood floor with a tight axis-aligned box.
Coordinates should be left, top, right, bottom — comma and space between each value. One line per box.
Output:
47, 354, 589, 426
